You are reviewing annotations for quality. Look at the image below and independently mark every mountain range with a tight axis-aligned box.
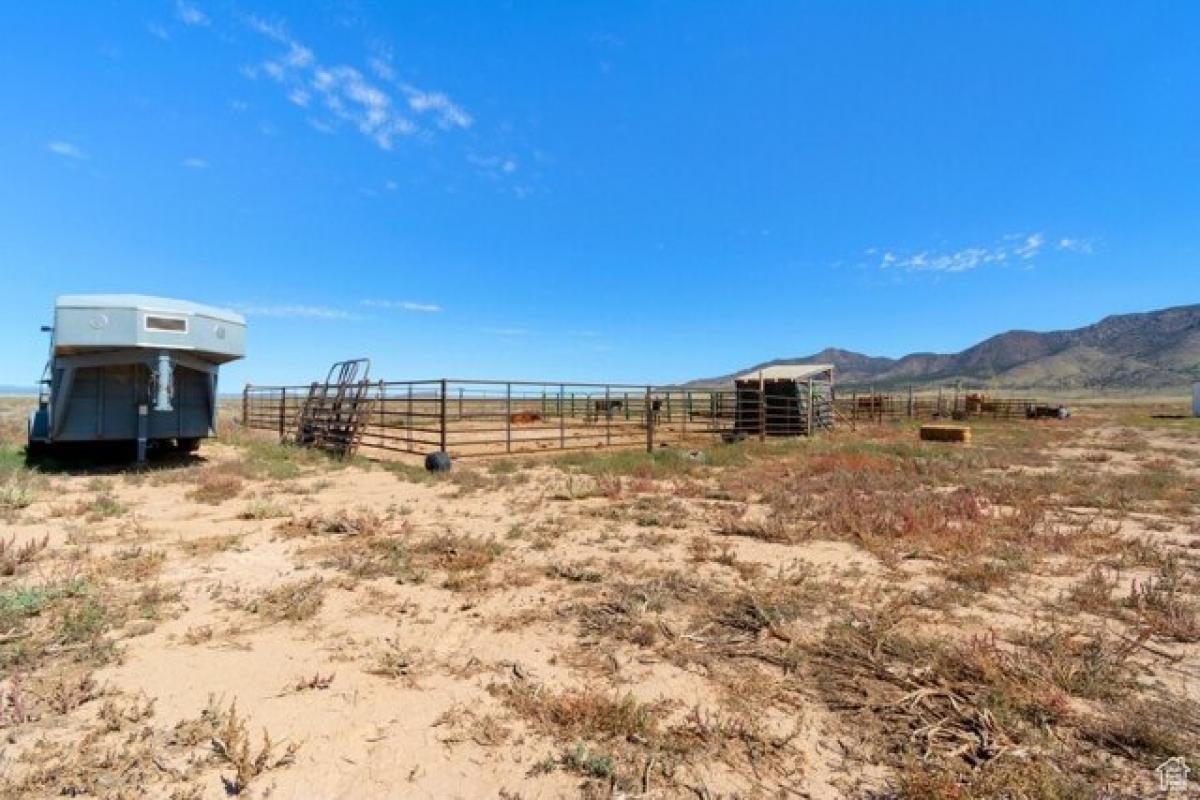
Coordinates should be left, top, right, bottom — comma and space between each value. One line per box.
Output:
689, 304, 1200, 391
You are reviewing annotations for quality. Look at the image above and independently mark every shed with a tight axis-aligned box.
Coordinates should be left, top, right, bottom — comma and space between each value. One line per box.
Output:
733, 364, 834, 436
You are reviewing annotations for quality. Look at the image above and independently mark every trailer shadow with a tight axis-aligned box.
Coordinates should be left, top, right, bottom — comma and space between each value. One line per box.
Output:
25, 443, 207, 475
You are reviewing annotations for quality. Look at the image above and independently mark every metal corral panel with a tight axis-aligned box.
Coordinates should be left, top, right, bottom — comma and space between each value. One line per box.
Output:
54, 294, 245, 364
1193, 382, 1200, 417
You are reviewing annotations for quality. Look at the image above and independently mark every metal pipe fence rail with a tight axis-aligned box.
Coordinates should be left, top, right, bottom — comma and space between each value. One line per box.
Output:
242, 378, 838, 458
833, 392, 1038, 423
241, 379, 1039, 459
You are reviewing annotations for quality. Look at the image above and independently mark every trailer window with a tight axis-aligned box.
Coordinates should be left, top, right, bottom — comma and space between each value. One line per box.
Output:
145, 315, 188, 333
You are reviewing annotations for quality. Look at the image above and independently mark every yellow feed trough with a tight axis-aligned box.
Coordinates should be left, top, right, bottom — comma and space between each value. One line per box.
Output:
919, 424, 971, 443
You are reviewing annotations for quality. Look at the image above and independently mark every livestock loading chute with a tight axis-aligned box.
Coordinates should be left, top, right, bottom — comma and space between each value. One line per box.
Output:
28, 294, 246, 461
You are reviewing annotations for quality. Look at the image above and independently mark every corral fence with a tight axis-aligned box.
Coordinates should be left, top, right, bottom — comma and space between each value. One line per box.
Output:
835, 388, 1037, 424
241, 377, 1040, 459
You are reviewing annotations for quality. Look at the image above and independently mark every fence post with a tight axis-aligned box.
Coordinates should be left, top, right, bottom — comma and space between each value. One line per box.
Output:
406, 384, 413, 452
807, 380, 814, 436
374, 379, 383, 449
242, 384, 250, 428
605, 386, 612, 447
559, 384, 566, 449
505, 382, 512, 454
682, 391, 689, 435
278, 387, 286, 441
908, 385, 914, 418
758, 370, 766, 442
439, 379, 448, 453
645, 386, 654, 453
458, 388, 464, 420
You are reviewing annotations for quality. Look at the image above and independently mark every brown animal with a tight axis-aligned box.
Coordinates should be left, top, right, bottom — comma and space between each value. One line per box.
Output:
855, 395, 885, 411
508, 412, 543, 424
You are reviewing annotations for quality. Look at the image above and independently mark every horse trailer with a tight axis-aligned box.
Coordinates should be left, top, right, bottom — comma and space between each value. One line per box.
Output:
28, 295, 246, 461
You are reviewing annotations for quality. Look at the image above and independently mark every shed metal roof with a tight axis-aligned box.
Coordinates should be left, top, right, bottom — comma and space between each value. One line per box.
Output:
734, 364, 834, 383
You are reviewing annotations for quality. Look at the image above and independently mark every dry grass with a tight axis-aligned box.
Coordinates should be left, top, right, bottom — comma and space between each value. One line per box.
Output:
208, 699, 298, 793
0, 400, 1196, 797
185, 468, 244, 504
247, 576, 325, 622
0, 533, 49, 576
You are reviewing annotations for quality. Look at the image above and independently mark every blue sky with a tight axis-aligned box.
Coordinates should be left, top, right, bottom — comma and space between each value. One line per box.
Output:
2, 2, 1198, 389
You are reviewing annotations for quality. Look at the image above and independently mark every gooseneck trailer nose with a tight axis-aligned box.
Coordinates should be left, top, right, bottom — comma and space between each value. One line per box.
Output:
28, 295, 246, 461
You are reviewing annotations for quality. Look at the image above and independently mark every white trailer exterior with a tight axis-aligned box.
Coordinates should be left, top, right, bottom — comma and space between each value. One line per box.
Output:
29, 295, 246, 459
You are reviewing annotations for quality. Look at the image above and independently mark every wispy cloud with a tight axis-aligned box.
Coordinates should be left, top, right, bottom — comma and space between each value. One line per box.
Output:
1011, 233, 1044, 260
1057, 237, 1095, 254
481, 327, 532, 337
242, 16, 470, 151
176, 0, 209, 27
47, 140, 87, 160
147, 21, 170, 40
181, 157, 209, 169
361, 299, 443, 313
468, 153, 518, 178
235, 304, 357, 320
873, 231, 1087, 274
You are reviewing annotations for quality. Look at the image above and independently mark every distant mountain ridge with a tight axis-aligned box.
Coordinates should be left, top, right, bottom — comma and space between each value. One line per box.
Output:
689, 304, 1200, 391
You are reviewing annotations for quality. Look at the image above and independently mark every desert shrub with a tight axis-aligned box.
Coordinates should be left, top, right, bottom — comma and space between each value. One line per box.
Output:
186, 469, 243, 504
247, 577, 325, 622
496, 683, 661, 742
0, 476, 36, 511
236, 499, 290, 520
1122, 558, 1200, 642
0, 534, 49, 576
75, 492, 125, 521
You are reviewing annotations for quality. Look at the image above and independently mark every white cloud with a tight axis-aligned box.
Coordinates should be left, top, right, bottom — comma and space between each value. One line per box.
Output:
235, 304, 357, 320
242, 19, 471, 151
1013, 233, 1044, 260
875, 231, 1088, 274
182, 157, 209, 169
1057, 237, 1095, 254
361, 299, 443, 313
147, 21, 170, 41
369, 56, 396, 81
402, 87, 472, 129
47, 140, 87, 160
176, 0, 209, 27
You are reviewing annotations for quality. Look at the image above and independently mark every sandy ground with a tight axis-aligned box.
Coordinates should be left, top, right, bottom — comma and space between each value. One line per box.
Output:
1, 397, 1198, 798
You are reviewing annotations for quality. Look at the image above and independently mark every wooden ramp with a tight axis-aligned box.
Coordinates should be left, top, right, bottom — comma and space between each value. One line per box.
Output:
294, 359, 374, 457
